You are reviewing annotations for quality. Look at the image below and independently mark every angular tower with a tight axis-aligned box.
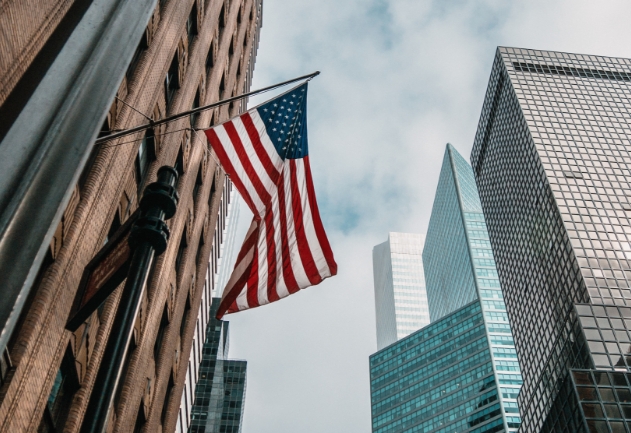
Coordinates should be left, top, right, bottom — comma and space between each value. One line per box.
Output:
369, 144, 522, 433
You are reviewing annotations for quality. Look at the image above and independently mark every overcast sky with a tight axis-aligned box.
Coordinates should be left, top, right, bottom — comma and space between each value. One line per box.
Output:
223, 1, 631, 432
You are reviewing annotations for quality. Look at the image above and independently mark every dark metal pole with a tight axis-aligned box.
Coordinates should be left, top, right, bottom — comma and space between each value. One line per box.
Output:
94, 71, 321, 145
81, 166, 179, 433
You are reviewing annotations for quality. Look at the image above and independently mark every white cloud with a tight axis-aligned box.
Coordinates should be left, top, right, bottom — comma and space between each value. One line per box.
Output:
226, 1, 631, 431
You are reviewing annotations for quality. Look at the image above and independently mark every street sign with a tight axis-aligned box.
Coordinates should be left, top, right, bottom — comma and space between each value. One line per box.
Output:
66, 210, 139, 331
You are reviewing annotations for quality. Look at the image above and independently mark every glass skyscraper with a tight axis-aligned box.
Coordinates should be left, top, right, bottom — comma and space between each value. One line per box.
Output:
370, 301, 520, 433
471, 47, 631, 432
373, 233, 430, 350
425, 143, 522, 428
178, 185, 245, 432
189, 298, 247, 433
369, 145, 522, 432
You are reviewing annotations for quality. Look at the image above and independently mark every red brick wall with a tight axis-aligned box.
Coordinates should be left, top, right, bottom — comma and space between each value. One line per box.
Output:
0, 0, 261, 431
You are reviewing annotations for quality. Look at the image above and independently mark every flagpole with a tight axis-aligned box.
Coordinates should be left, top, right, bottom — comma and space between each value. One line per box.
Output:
80, 166, 179, 433
95, 71, 320, 145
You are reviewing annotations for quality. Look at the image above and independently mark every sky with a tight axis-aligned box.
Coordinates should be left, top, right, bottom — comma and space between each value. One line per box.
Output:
221, 1, 631, 432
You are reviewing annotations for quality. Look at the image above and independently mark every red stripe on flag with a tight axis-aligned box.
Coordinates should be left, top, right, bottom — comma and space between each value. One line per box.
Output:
217, 267, 250, 319
246, 245, 260, 308
223, 122, 271, 208
234, 219, 258, 264
302, 156, 337, 275
289, 160, 321, 285
264, 209, 279, 303
242, 113, 281, 182
206, 128, 258, 214
215, 220, 259, 319
276, 170, 300, 294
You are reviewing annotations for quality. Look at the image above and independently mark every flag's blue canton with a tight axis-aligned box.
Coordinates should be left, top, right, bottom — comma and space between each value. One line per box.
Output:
256, 83, 309, 160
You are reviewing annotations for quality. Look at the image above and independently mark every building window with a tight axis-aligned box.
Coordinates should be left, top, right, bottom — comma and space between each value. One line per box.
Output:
190, 90, 200, 128
154, 306, 169, 364
175, 230, 188, 277
219, 74, 225, 98
208, 173, 216, 207
133, 402, 146, 433
205, 42, 214, 76
165, 54, 180, 108
104, 211, 121, 246
136, 128, 155, 189
38, 345, 80, 432
187, 3, 198, 45
174, 148, 185, 177
195, 235, 205, 270
218, 3, 225, 29
193, 166, 203, 205
161, 373, 175, 426
180, 295, 191, 340
126, 32, 148, 84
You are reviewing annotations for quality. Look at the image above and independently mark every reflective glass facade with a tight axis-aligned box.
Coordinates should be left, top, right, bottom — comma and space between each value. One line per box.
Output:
189, 298, 247, 433
370, 301, 521, 433
373, 233, 430, 350
421, 144, 521, 431
470, 47, 631, 432
178, 185, 243, 432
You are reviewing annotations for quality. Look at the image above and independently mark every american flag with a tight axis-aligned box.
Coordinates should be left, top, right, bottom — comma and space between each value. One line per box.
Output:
205, 83, 337, 319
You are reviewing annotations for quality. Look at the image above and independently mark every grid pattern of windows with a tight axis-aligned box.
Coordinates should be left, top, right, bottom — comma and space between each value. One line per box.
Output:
573, 369, 631, 432
177, 182, 240, 432
577, 304, 631, 370
373, 233, 430, 350
423, 144, 522, 431
370, 301, 505, 433
470, 47, 631, 432
189, 299, 246, 433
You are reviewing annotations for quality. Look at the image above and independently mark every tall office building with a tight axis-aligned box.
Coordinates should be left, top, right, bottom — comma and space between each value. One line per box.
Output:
188, 298, 246, 433
369, 144, 522, 433
425, 143, 522, 426
373, 233, 430, 350
0, 1, 262, 431
177, 184, 243, 432
471, 47, 631, 432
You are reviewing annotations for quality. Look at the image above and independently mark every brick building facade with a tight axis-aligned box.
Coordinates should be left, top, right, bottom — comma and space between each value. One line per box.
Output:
0, 0, 262, 431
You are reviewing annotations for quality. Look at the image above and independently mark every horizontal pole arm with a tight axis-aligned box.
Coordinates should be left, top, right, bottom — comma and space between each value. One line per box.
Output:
95, 70, 320, 145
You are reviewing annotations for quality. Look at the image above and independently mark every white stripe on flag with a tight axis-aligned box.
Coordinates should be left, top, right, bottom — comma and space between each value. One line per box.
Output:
235, 283, 249, 310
